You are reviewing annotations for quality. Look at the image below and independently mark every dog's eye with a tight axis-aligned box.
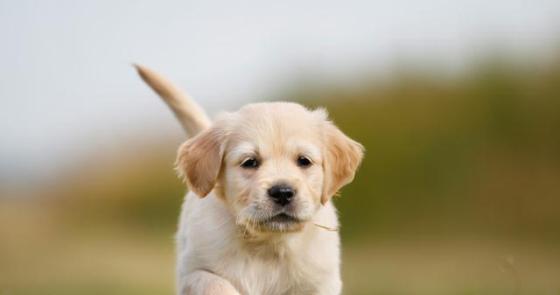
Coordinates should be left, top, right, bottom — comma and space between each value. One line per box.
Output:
296, 156, 312, 168
240, 158, 259, 169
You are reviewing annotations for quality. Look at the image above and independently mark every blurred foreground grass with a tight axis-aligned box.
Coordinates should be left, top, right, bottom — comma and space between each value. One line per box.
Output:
1, 204, 559, 295
1, 55, 560, 294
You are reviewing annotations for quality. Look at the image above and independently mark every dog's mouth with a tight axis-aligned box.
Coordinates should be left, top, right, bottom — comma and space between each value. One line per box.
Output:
250, 213, 305, 232
265, 213, 300, 223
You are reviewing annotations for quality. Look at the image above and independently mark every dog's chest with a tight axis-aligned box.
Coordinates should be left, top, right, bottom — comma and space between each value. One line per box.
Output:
218, 244, 322, 295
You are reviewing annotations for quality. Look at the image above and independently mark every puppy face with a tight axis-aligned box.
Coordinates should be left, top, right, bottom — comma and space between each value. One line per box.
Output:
177, 102, 363, 233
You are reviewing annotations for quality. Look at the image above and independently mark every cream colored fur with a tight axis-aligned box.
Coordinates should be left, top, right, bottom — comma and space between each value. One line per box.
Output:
135, 65, 363, 295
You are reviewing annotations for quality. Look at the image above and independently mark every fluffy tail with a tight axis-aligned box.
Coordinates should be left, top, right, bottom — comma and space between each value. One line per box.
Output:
134, 64, 211, 137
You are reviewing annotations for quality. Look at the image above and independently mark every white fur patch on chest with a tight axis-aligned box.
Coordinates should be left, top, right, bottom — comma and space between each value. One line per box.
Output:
216, 243, 322, 295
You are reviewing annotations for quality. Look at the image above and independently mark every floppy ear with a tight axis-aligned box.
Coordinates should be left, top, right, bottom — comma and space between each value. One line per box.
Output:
176, 126, 227, 197
321, 122, 364, 204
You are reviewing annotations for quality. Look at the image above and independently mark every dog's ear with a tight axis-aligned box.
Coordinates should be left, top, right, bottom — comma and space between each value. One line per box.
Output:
176, 126, 227, 197
321, 121, 364, 204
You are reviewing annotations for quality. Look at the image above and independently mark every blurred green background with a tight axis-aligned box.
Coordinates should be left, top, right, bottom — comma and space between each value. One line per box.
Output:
2, 54, 560, 295
2, 1, 560, 295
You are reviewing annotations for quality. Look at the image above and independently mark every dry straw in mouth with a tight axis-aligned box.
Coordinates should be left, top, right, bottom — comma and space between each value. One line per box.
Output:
313, 223, 339, 232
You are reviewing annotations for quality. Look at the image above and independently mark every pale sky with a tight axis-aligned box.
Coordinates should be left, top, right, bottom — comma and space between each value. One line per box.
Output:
1, 0, 559, 188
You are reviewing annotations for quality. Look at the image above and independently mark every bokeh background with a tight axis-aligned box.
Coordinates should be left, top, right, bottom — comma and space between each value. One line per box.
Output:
1, 1, 560, 294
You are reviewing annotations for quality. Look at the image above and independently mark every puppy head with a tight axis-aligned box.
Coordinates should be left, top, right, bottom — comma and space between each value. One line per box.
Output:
177, 102, 363, 233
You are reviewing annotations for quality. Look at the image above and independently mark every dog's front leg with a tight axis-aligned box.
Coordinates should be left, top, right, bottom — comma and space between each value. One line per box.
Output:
180, 270, 240, 295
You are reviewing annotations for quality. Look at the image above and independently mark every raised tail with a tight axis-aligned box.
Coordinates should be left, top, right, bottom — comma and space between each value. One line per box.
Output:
134, 64, 211, 137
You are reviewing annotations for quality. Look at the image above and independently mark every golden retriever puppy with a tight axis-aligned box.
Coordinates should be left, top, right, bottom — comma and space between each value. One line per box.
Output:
136, 65, 363, 295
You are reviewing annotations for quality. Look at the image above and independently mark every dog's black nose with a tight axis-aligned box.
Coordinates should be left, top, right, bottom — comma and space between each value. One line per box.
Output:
267, 184, 295, 206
